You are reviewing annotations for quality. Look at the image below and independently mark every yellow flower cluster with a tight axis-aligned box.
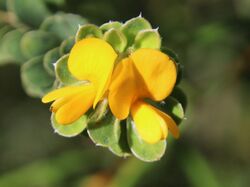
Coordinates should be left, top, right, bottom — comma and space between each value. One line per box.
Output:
42, 37, 179, 144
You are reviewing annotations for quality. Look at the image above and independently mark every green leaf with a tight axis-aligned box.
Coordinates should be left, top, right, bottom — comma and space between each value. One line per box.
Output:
133, 29, 161, 49
7, 0, 51, 27
87, 110, 120, 147
100, 21, 122, 32
59, 37, 74, 55
51, 113, 87, 137
21, 30, 60, 59
109, 121, 131, 157
40, 12, 88, 40
127, 118, 166, 162
43, 47, 60, 76
0, 29, 26, 65
121, 17, 152, 47
55, 54, 78, 85
21, 56, 55, 98
75, 24, 103, 42
103, 28, 127, 53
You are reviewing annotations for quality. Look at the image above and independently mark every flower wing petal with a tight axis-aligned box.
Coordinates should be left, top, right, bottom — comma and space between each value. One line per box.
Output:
55, 84, 96, 125
42, 85, 89, 103
68, 38, 117, 107
131, 101, 168, 144
130, 48, 177, 101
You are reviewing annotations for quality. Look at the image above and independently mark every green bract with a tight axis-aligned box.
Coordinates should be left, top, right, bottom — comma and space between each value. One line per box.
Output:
21, 56, 55, 97
55, 54, 78, 85
51, 113, 87, 137
103, 29, 127, 53
21, 31, 60, 59
127, 118, 167, 162
75, 24, 103, 42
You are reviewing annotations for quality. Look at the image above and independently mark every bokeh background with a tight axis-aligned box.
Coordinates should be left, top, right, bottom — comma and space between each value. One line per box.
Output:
0, 0, 250, 186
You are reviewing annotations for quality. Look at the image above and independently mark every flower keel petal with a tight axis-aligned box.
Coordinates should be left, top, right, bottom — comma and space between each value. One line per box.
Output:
131, 101, 168, 144
55, 84, 96, 125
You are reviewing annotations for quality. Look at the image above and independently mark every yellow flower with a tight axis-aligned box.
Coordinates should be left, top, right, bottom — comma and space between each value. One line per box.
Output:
108, 48, 180, 144
42, 38, 117, 125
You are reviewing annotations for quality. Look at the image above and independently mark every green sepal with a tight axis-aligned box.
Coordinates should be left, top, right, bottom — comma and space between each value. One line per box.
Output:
0, 29, 26, 65
162, 47, 180, 63
103, 28, 127, 53
21, 56, 55, 98
170, 87, 187, 112
75, 24, 103, 42
40, 12, 87, 40
100, 21, 122, 32
176, 63, 183, 85
88, 99, 109, 123
43, 47, 60, 76
87, 110, 120, 147
7, 0, 51, 27
51, 113, 87, 137
59, 37, 74, 55
88, 100, 131, 157
121, 17, 152, 47
133, 29, 161, 50
127, 118, 167, 162
55, 54, 78, 85
21, 30, 60, 59
109, 121, 131, 157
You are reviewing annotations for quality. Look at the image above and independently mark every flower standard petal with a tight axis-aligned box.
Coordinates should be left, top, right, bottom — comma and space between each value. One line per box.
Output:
55, 84, 96, 125
130, 48, 177, 101
68, 38, 117, 107
109, 58, 138, 120
131, 101, 168, 144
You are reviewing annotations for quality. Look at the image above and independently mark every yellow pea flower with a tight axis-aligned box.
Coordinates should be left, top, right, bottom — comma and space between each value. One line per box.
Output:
42, 38, 117, 125
108, 48, 180, 144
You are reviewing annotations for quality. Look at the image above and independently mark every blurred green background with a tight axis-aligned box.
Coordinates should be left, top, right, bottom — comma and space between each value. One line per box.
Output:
0, 0, 250, 186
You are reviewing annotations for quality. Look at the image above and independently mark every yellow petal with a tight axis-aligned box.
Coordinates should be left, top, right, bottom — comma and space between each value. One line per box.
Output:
130, 48, 177, 101
50, 93, 77, 112
108, 58, 137, 120
155, 107, 180, 139
55, 84, 95, 125
68, 38, 117, 107
131, 101, 168, 144
42, 85, 89, 103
